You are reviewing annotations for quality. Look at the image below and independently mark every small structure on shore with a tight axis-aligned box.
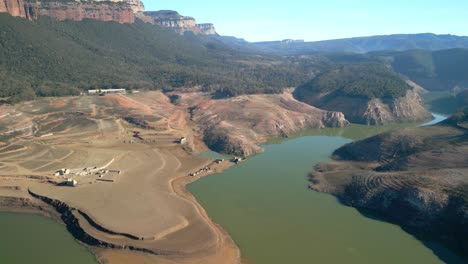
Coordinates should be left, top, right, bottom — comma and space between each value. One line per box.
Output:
178, 137, 187, 144
54, 168, 70, 176
66, 178, 77, 187
87, 89, 126, 96
189, 166, 212, 177
215, 159, 224, 164
232, 157, 245, 164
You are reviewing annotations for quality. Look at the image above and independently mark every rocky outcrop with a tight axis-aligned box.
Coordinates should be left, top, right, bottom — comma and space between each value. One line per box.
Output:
93, 0, 144, 13
175, 91, 349, 156
24, 0, 137, 24
144, 10, 217, 35
296, 89, 432, 125
0, 0, 144, 23
196, 23, 216, 35
0, 0, 26, 17
309, 114, 468, 259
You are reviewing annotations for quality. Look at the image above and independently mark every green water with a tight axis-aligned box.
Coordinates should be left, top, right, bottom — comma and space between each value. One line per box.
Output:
0, 212, 97, 264
190, 114, 463, 264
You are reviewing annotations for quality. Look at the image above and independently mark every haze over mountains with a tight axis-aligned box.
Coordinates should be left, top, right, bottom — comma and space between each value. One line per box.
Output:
241, 33, 468, 54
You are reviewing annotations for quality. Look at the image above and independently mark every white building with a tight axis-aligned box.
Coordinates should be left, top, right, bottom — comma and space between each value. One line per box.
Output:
87, 89, 126, 95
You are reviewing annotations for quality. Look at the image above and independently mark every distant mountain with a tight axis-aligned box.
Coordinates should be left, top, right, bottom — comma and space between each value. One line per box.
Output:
369, 49, 468, 92
225, 33, 468, 54
305, 48, 468, 93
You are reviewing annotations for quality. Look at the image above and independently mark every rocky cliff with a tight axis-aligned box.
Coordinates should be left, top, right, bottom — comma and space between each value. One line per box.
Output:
144, 10, 217, 35
196, 23, 216, 35
24, 0, 138, 24
173, 91, 349, 156
93, 0, 144, 13
310, 110, 468, 259
0, 0, 26, 17
296, 89, 432, 125
0, 0, 143, 23
293, 64, 433, 125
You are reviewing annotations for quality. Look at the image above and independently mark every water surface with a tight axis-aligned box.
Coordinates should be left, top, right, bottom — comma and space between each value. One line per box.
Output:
190, 116, 462, 264
0, 212, 98, 264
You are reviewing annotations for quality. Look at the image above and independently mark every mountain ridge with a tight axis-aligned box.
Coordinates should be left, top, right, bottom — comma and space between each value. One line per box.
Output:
217, 33, 468, 54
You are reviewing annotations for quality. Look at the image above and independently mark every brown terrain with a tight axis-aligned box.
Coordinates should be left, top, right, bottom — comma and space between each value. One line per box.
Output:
172, 90, 349, 156
0, 90, 349, 264
25, 0, 137, 24
0, 91, 239, 264
0, 0, 144, 23
0, 0, 26, 18
309, 109, 468, 258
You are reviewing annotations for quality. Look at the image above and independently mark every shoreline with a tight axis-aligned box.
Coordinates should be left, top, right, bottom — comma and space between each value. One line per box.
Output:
0, 150, 241, 264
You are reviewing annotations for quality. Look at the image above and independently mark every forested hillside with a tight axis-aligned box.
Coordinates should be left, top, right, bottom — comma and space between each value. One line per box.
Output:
294, 64, 411, 99
0, 14, 320, 102
372, 49, 468, 91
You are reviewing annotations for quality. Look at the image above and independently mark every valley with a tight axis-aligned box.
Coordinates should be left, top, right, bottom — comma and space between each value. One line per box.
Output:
0, 1, 467, 264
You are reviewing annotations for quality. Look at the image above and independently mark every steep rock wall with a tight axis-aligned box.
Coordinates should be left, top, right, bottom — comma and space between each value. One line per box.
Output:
0, 0, 26, 17
144, 10, 217, 35
26, 0, 136, 24
296, 89, 432, 125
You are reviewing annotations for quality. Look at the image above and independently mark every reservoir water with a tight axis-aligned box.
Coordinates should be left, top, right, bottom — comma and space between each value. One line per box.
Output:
190, 113, 463, 264
0, 113, 457, 264
0, 212, 98, 264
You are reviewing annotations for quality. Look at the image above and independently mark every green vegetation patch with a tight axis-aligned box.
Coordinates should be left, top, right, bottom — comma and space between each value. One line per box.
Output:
298, 64, 411, 99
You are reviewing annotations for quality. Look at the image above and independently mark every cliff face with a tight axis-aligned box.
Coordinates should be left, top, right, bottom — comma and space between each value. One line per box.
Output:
196, 23, 216, 35
0, 0, 26, 17
92, 0, 144, 13
0, 0, 143, 23
310, 113, 468, 259
25, 0, 136, 24
144, 10, 217, 35
295, 89, 432, 125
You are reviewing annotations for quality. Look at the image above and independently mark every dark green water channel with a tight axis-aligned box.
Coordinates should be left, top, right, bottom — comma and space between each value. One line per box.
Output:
0, 212, 97, 264
189, 114, 463, 264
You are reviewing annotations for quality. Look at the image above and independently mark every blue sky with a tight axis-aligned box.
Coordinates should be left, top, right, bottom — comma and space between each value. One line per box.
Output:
141, 0, 467, 42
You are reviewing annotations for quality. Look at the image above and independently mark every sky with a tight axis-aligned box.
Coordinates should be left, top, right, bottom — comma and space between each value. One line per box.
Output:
141, 0, 468, 42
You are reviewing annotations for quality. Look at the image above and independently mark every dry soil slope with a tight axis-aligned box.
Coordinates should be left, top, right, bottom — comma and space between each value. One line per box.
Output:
176, 91, 349, 156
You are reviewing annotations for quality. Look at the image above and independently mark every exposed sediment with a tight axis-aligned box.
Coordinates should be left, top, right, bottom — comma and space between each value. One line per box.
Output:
174, 91, 349, 156
27, 189, 170, 255
0, 92, 240, 264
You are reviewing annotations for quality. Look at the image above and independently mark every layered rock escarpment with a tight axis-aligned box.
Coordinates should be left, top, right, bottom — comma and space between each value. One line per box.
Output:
0, 0, 143, 23
94, 0, 144, 13
196, 23, 216, 35
25, 0, 138, 24
0, 0, 26, 17
310, 110, 468, 259
0, 1, 216, 30
144, 10, 217, 35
